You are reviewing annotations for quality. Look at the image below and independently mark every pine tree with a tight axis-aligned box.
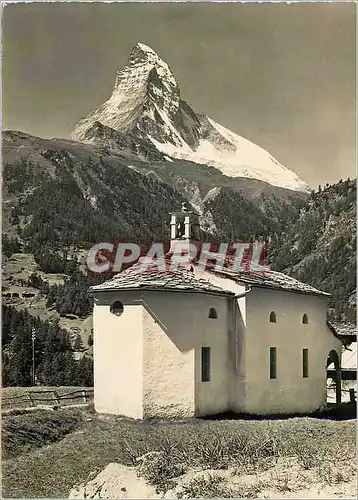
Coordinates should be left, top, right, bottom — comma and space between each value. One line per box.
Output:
73, 333, 84, 351
7, 326, 33, 386
88, 330, 94, 347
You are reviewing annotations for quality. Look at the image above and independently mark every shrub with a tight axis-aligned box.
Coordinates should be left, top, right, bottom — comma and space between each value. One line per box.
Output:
136, 450, 185, 493
176, 473, 257, 499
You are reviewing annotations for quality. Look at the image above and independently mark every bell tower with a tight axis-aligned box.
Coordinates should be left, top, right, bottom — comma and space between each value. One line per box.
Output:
169, 202, 201, 259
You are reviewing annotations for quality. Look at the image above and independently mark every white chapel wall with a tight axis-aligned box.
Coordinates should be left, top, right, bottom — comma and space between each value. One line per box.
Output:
244, 287, 342, 414
93, 291, 144, 418
141, 290, 230, 418
198, 270, 248, 412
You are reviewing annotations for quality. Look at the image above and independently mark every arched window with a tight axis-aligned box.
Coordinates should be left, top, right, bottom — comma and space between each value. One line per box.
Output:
209, 308, 218, 319
302, 314, 308, 324
269, 311, 276, 323
110, 301, 124, 317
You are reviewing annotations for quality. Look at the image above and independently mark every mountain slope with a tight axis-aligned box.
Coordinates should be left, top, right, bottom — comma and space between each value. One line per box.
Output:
269, 179, 356, 323
2, 132, 187, 248
3, 130, 305, 242
72, 42, 309, 192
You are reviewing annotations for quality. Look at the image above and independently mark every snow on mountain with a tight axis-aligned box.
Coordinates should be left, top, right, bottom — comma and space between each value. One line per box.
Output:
149, 117, 309, 192
72, 42, 309, 192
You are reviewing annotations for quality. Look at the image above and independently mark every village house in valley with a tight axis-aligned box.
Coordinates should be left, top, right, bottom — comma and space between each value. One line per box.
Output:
89, 204, 343, 419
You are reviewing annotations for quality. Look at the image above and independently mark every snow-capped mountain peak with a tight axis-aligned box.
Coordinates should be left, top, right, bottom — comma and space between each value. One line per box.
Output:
72, 43, 309, 192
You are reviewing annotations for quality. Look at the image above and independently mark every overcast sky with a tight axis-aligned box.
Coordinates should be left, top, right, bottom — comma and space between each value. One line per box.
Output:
2, 1, 355, 188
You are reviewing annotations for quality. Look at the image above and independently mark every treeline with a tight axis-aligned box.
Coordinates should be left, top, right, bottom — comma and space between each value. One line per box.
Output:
6, 153, 181, 251
32, 247, 78, 275
204, 187, 304, 241
46, 273, 109, 318
19, 175, 120, 250
2, 305, 93, 387
2, 235, 22, 258
3, 158, 49, 194
27, 271, 109, 318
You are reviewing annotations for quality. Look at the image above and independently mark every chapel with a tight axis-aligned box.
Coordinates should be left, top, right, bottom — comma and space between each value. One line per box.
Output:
89, 203, 342, 418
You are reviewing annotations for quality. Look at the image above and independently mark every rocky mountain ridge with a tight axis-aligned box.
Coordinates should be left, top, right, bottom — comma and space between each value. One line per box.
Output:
72, 42, 309, 192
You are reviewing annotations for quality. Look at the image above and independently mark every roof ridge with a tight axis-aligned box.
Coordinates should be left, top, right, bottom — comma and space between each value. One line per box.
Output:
90, 255, 330, 297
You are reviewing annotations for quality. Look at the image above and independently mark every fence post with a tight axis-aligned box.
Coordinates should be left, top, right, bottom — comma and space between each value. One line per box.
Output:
53, 391, 61, 405
26, 391, 35, 407
349, 388, 356, 403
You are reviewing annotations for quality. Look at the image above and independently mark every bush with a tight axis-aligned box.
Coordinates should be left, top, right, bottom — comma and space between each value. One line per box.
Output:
136, 450, 185, 493
177, 474, 235, 499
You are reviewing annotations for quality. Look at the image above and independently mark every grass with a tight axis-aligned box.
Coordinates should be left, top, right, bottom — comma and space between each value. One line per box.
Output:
2, 408, 85, 459
1, 408, 356, 499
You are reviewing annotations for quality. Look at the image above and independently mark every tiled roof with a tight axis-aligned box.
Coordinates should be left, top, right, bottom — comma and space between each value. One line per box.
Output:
327, 321, 356, 345
89, 253, 330, 298
329, 321, 357, 337
194, 251, 330, 297
89, 257, 235, 297
212, 268, 330, 297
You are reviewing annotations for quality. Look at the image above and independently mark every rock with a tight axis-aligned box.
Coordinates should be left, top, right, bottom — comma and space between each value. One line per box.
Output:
68, 463, 161, 499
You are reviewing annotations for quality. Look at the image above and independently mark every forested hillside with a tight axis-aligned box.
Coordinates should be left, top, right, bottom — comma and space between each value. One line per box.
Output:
2, 305, 93, 387
269, 179, 356, 324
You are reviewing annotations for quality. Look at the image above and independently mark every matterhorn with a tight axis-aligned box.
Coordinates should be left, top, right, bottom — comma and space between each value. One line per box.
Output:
72, 42, 309, 192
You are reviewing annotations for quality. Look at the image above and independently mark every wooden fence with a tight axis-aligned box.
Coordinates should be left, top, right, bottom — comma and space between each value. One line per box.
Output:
2, 388, 94, 410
